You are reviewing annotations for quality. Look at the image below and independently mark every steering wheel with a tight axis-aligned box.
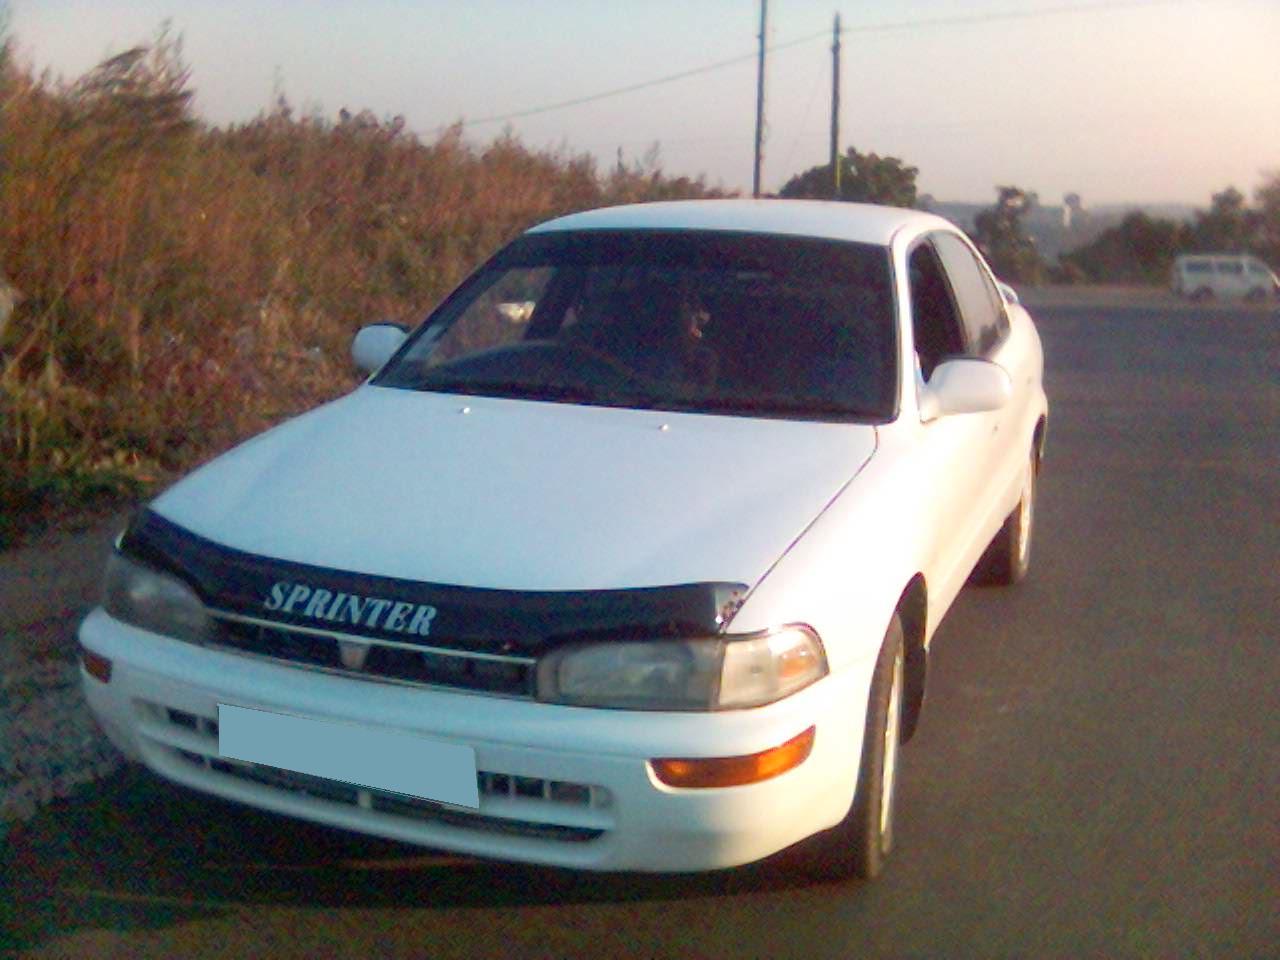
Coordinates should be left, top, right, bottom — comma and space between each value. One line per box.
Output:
555, 340, 657, 388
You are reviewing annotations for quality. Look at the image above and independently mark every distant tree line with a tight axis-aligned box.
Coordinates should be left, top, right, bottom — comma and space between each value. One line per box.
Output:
1058, 184, 1280, 284
778, 150, 1280, 285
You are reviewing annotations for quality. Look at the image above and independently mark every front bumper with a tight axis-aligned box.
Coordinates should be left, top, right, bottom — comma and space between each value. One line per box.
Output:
79, 608, 871, 872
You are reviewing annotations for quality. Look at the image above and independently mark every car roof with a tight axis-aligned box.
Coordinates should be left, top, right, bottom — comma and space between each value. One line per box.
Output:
528, 199, 956, 247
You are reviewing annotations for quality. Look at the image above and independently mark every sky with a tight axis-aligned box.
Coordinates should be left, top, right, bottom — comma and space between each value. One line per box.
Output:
7, 0, 1279, 206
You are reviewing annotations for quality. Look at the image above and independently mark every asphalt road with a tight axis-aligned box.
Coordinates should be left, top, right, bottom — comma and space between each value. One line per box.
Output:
3, 295, 1278, 959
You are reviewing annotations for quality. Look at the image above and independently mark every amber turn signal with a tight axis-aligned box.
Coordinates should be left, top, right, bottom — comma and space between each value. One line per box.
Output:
650, 726, 815, 789
81, 649, 113, 684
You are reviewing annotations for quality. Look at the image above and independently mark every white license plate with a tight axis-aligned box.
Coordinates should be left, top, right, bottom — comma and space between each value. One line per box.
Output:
217, 704, 479, 809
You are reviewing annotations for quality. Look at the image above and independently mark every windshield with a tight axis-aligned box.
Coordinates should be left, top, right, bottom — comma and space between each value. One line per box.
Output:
375, 230, 897, 421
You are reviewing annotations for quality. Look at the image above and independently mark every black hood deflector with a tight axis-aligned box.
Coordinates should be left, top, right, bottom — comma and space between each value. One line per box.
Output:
120, 510, 748, 655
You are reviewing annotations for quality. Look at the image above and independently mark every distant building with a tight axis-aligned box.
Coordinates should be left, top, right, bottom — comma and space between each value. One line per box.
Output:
1063, 193, 1082, 230
928, 196, 1195, 262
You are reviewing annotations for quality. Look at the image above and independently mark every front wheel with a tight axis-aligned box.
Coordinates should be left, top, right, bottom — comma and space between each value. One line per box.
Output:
811, 614, 905, 880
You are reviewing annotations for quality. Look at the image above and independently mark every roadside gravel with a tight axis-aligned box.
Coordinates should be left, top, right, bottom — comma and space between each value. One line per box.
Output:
0, 658, 123, 838
0, 511, 129, 840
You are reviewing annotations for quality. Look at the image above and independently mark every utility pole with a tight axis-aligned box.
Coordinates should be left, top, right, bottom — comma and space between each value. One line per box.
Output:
752, 0, 768, 198
830, 12, 842, 199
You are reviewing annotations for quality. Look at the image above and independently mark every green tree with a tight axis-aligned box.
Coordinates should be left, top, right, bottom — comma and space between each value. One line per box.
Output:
972, 186, 1043, 283
1060, 211, 1191, 283
1252, 171, 1280, 267
778, 146, 918, 208
1191, 186, 1254, 252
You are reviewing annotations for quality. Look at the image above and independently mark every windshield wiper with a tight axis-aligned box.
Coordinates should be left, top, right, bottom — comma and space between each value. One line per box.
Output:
418, 377, 603, 405
408, 376, 878, 420
667, 395, 880, 420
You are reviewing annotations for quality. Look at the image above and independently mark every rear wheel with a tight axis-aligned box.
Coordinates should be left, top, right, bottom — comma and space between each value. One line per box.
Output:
811, 614, 905, 880
1190, 286, 1214, 303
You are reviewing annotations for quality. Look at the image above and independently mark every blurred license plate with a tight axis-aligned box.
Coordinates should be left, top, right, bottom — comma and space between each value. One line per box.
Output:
217, 704, 479, 808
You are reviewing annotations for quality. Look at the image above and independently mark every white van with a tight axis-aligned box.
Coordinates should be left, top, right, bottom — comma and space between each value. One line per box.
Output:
1171, 254, 1279, 302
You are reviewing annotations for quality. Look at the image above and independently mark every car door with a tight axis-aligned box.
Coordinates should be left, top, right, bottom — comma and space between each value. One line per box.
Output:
929, 232, 1025, 593
1216, 259, 1246, 298
904, 237, 1005, 610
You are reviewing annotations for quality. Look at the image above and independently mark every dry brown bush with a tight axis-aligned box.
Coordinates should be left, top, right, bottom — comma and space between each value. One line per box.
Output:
0, 30, 727, 542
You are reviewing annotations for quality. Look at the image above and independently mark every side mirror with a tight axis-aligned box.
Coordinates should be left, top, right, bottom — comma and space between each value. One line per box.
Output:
919, 358, 1012, 422
351, 323, 408, 374
997, 281, 1020, 306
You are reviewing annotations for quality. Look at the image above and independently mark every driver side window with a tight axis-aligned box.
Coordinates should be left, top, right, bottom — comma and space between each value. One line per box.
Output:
424, 268, 554, 366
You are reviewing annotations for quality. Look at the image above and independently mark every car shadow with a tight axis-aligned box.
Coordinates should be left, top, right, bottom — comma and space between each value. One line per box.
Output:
0, 766, 845, 951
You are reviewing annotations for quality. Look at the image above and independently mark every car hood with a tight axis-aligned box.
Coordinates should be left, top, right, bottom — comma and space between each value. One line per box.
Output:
151, 386, 877, 591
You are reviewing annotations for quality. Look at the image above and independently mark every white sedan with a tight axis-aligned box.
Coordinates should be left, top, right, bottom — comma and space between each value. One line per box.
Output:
79, 199, 1047, 878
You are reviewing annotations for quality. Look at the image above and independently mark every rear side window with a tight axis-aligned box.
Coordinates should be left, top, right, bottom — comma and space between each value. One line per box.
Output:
931, 232, 1008, 356
1216, 261, 1243, 275
1183, 261, 1212, 274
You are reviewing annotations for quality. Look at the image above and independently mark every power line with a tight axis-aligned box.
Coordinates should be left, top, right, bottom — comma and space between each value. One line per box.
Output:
460, 31, 829, 128
779, 45, 830, 179
454, 0, 1190, 130
839, 0, 1193, 36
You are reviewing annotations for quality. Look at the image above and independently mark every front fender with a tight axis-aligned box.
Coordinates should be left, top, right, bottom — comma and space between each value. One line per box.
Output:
724, 444, 927, 677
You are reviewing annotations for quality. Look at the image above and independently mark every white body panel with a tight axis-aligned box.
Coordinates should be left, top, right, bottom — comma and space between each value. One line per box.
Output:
79, 200, 1048, 872
151, 388, 877, 591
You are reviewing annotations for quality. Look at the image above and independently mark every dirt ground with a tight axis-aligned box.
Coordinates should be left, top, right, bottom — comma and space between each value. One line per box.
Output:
0, 509, 131, 663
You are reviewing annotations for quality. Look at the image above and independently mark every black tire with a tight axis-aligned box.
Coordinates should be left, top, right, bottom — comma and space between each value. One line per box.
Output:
1245, 286, 1268, 304
973, 447, 1036, 586
810, 614, 905, 881
1190, 287, 1213, 303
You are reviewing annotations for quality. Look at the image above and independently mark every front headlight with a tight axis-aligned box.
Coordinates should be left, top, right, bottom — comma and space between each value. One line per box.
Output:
102, 551, 215, 644
536, 625, 827, 710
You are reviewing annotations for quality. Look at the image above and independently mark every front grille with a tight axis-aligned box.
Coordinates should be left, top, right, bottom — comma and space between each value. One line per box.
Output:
210, 615, 536, 697
140, 703, 610, 846
218, 621, 337, 667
